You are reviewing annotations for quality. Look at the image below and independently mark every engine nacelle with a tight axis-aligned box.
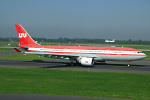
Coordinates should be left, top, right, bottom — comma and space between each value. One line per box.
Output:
78, 58, 94, 66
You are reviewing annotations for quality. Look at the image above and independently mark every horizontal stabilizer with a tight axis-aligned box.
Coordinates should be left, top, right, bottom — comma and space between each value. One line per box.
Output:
14, 48, 22, 52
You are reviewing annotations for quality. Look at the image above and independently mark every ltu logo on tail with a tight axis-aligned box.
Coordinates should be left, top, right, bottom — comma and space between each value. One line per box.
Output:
19, 33, 27, 38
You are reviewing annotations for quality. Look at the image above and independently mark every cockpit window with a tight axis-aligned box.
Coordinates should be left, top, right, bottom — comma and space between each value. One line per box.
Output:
137, 52, 142, 53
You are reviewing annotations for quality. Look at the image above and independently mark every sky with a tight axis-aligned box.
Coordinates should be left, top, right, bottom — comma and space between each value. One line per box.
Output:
0, 0, 150, 40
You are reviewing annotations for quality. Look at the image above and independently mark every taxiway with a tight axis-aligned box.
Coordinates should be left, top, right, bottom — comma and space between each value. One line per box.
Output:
0, 59, 150, 73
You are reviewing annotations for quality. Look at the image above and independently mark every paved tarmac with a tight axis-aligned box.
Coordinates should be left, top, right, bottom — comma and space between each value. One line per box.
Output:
0, 94, 123, 100
0, 49, 20, 55
0, 59, 150, 73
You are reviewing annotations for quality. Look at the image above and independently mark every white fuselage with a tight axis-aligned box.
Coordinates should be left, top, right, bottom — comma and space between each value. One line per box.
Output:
26, 47, 146, 61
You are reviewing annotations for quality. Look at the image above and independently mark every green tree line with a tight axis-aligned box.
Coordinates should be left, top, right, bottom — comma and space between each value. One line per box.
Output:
0, 37, 150, 45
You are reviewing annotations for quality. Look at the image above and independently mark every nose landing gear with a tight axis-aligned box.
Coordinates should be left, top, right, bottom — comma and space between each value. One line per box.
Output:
128, 61, 131, 67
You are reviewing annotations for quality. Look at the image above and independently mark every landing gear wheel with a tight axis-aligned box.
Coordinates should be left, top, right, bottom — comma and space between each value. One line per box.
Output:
70, 63, 74, 66
66, 63, 74, 66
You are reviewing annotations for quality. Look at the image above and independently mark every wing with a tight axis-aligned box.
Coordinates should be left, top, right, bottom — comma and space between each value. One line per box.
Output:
15, 47, 101, 61
25, 51, 80, 60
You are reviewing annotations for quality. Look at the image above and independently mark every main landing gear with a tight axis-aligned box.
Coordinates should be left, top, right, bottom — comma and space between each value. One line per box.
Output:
66, 63, 74, 66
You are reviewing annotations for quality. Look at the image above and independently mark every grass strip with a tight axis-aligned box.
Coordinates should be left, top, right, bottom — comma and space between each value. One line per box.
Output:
0, 67, 149, 100
0, 48, 12, 51
143, 51, 150, 59
0, 54, 50, 60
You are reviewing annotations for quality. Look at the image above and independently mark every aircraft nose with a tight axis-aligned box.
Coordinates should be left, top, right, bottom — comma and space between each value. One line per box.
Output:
144, 53, 147, 57
135, 52, 147, 60
141, 53, 147, 59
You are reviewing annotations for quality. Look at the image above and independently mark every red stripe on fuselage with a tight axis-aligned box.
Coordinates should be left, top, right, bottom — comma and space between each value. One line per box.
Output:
27, 50, 146, 56
38, 45, 141, 51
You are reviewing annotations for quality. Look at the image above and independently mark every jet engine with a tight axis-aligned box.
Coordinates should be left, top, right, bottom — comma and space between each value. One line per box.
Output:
78, 57, 94, 66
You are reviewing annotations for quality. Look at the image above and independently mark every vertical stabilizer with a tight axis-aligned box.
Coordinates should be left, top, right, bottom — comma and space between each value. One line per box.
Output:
15, 24, 40, 47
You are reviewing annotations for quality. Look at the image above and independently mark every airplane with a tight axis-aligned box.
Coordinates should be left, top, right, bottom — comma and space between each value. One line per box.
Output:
105, 39, 115, 43
14, 24, 146, 66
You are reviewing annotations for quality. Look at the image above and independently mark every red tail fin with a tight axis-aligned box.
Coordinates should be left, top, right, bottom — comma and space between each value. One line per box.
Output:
15, 24, 40, 47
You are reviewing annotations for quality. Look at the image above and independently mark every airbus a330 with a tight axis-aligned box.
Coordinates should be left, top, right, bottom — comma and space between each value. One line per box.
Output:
14, 24, 146, 66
